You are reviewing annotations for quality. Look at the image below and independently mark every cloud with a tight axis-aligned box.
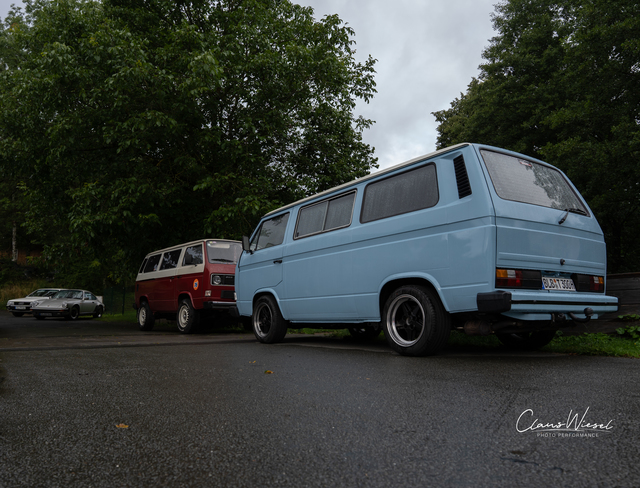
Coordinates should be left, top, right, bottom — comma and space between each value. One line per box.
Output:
299, 0, 497, 169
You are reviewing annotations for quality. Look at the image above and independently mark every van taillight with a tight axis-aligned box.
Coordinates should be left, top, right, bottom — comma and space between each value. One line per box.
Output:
572, 274, 605, 292
496, 269, 541, 289
590, 276, 605, 292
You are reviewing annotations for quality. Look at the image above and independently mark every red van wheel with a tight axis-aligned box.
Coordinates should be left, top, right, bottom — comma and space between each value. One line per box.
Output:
177, 299, 199, 334
138, 302, 155, 331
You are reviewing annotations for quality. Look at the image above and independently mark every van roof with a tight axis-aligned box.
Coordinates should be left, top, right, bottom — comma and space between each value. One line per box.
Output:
264, 143, 470, 217
143, 238, 241, 258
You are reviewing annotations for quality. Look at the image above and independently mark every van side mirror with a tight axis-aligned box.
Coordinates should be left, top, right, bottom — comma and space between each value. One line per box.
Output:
184, 254, 193, 265
242, 236, 253, 254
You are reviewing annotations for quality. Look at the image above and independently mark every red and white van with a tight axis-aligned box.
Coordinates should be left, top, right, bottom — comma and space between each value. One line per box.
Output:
134, 239, 242, 333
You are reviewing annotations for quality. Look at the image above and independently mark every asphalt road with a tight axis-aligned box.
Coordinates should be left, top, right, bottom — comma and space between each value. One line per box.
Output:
1, 312, 639, 487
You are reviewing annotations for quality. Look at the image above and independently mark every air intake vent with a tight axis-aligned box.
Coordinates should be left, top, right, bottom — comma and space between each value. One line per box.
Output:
453, 155, 472, 198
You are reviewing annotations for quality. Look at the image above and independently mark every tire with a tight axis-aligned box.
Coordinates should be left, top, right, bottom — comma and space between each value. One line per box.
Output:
348, 325, 381, 341
69, 306, 80, 321
496, 329, 557, 350
138, 302, 155, 331
382, 286, 450, 356
177, 299, 199, 334
93, 305, 104, 319
252, 295, 288, 344
11, 312, 25, 317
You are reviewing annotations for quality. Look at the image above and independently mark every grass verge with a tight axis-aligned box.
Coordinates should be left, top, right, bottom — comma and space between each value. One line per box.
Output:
447, 329, 640, 358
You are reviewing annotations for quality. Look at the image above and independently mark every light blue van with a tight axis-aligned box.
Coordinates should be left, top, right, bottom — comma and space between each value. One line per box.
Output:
235, 143, 618, 356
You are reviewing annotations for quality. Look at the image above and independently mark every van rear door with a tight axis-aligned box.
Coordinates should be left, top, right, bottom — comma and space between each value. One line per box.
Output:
478, 147, 608, 287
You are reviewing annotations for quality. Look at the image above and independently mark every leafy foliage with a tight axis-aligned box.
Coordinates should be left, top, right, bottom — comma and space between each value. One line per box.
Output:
616, 324, 640, 340
0, 0, 377, 286
433, 0, 640, 273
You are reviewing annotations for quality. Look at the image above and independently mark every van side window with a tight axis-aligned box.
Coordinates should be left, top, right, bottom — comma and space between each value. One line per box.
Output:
160, 249, 181, 270
295, 191, 356, 239
143, 254, 161, 273
361, 164, 439, 223
251, 213, 290, 251
183, 245, 203, 266
138, 258, 148, 274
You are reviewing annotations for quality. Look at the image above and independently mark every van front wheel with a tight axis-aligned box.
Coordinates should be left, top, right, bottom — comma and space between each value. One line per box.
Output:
383, 286, 450, 356
252, 296, 288, 344
177, 299, 199, 334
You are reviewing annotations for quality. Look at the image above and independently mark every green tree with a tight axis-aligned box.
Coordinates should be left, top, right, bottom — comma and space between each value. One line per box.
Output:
0, 0, 377, 287
433, 0, 640, 273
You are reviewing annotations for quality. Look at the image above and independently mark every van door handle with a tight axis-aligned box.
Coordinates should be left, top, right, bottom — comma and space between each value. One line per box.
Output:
274, 260, 283, 264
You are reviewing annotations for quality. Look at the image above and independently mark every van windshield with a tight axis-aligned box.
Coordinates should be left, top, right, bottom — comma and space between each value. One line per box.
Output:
206, 241, 242, 264
481, 150, 588, 214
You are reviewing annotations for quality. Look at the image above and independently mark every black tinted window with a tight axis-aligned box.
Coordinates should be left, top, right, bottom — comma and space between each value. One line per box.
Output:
183, 245, 203, 266
361, 164, 438, 223
160, 249, 181, 270
143, 254, 161, 273
251, 213, 290, 251
295, 192, 355, 239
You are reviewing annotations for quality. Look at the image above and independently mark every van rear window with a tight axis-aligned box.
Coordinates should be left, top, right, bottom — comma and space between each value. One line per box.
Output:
481, 150, 588, 213
361, 164, 438, 223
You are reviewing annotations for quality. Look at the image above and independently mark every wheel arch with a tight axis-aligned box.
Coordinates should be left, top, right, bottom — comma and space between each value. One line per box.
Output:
379, 275, 449, 318
177, 292, 194, 307
251, 290, 286, 319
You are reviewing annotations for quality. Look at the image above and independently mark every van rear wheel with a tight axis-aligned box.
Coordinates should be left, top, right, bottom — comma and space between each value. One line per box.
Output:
138, 302, 155, 331
383, 286, 450, 356
177, 299, 199, 334
496, 329, 557, 350
252, 295, 288, 344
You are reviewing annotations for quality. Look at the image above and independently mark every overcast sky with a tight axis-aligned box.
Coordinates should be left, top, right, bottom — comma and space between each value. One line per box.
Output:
0, 0, 498, 171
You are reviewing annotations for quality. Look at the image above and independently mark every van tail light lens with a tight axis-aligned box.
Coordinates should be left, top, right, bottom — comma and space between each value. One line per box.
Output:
496, 269, 542, 289
590, 276, 605, 292
572, 274, 604, 292
496, 269, 520, 287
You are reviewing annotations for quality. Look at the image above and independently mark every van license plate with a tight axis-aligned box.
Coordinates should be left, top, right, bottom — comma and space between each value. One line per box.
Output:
542, 277, 576, 291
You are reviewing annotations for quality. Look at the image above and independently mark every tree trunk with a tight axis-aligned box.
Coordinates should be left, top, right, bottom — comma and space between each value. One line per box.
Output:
12, 220, 18, 262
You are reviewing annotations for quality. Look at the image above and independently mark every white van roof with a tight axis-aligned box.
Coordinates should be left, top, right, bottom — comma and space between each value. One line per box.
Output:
143, 238, 241, 258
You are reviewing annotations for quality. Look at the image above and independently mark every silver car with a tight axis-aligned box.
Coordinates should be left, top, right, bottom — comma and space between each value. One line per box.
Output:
31, 289, 104, 320
6, 288, 65, 317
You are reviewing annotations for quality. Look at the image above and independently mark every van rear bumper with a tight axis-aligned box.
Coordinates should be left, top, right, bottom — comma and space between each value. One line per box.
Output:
477, 290, 619, 315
